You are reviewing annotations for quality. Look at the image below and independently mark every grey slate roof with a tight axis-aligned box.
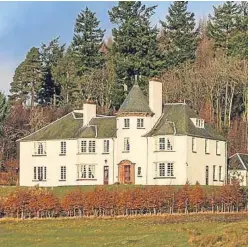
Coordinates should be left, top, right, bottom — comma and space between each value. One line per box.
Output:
144, 103, 226, 141
118, 84, 153, 114
19, 112, 116, 141
228, 153, 248, 170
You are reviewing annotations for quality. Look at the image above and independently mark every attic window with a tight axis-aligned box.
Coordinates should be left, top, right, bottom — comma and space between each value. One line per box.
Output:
191, 118, 204, 128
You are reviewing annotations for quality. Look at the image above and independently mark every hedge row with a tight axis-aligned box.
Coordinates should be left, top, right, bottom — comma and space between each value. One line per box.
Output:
0, 181, 247, 219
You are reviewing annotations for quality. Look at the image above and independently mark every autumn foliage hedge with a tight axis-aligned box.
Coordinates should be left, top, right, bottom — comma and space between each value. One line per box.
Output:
0, 181, 247, 219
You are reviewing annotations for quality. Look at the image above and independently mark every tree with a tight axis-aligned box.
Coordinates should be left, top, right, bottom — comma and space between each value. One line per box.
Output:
39, 37, 65, 105
160, 1, 199, 68
0, 92, 8, 136
109, 1, 163, 107
207, 1, 245, 57
71, 7, 105, 75
10, 47, 43, 108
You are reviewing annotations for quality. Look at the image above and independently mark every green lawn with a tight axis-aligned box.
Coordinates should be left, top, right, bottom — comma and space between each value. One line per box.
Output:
0, 213, 247, 247
0, 184, 221, 198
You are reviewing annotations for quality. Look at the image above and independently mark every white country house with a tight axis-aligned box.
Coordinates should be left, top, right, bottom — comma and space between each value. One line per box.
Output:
18, 80, 227, 187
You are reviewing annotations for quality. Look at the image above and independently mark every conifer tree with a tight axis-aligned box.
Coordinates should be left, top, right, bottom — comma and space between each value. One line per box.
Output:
207, 1, 245, 57
109, 1, 163, 108
71, 7, 105, 75
160, 1, 199, 68
10, 47, 43, 108
0, 92, 8, 136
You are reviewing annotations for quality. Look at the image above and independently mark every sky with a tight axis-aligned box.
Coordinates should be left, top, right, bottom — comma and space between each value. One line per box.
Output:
0, 1, 224, 95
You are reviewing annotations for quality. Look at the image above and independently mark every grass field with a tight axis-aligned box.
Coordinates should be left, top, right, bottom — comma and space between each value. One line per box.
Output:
0, 184, 222, 198
0, 213, 247, 247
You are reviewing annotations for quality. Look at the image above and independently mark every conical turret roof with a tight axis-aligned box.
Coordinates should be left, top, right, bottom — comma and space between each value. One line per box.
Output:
118, 83, 153, 114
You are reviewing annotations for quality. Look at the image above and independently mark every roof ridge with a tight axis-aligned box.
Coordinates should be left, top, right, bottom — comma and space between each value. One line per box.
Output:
17, 111, 74, 142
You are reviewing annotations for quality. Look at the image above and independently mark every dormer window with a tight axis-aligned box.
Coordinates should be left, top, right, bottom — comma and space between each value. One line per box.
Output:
191, 118, 205, 128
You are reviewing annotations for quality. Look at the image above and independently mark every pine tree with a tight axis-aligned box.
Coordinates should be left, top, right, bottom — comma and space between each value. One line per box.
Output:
39, 37, 65, 105
10, 47, 43, 108
207, 1, 243, 57
0, 92, 8, 136
109, 1, 163, 108
71, 7, 105, 75
160, 1, 199, 68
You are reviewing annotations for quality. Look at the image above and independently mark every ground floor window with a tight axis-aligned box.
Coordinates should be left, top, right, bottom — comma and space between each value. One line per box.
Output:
60, 166, 66, 180
33, 166, 47, 181
155, 162, 174, 178
77, 164, 96, 179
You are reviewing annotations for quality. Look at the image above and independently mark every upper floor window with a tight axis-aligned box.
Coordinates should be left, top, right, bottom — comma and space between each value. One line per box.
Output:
205, 139, 210, 154
192, 137, 197, 153
137, 118, 144, 128
79, 140, 96, 154
216, 141, 221, 155
156, 137, 173, 151
155, 162, 174, 178
124, 137, 130, 152
103, 140, 110, 153
34, 142, 46, 155
60, 141, 66, 155
124, 118, 130, 128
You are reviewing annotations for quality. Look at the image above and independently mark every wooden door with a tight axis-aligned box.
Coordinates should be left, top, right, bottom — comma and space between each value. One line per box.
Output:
104, 166, 109, 185
124, 165, 131, 183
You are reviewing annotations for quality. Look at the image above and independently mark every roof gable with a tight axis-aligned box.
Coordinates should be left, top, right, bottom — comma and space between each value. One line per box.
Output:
229, 153, 248, 170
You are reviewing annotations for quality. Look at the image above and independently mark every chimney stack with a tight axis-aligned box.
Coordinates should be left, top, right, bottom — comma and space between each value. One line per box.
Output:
83, 103, 96, 126
149, 80, 162, 125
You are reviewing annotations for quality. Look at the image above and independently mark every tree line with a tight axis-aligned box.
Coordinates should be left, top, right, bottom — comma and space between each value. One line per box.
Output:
0, 1, 247, 176
0, 181, 247, 219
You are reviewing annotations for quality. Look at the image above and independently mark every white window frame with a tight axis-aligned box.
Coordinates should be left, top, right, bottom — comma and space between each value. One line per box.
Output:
155, 162, 174, 178
124, 118, 130, 128
216, 141, 221, 155
124, 137, 130, 152
80, 140, 87, 153
88, 141, 96, 153
33, 166, 47, 181
77, 164, 96, 179
156, 137, 174, 151
159, 138, 165, 151
194, 118, 204, 128
103, 140, 110, 153
34, 142, 47, 155
213, 165, 217, 181
137, 167, 142, 177
60, 166, 66, 180
205, 139, 210, 154
60, 141, 66, 155
192, 137, 197, 152
137, 118, 144, 128
219, 166, 222, 181
79, 140, 96, 154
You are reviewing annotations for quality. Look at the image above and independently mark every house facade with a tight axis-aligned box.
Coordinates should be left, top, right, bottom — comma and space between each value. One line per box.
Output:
19, 80, 227, 187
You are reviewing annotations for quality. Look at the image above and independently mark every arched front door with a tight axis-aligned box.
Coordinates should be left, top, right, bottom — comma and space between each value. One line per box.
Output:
118, 160, 135, 184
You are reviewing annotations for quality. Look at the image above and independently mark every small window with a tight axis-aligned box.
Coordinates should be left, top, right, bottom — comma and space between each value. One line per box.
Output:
159, 163, 165, 177
81, 140, 87, 153
124, 137, 130, 152
195, 118, 204, 128
192, 137, 197, 152
213, 165, 216, 181
89, 141, 96, 153
103, 140, 110, 153
205, 139, 209, 154
159, 138, 165, 150
60, 141, 66, 155
219, 166, 222, 181
137, 167, 142, 177
137, 118, 144, 128
34, 142, 46, 155
124, 118, 130, 128
216, 141, 221, 155
167, 163, 174, 177
60, 166, 66, 180
167, 139, 173, 151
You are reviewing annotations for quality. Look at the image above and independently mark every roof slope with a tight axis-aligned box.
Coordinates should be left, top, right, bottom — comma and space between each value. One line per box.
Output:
229, 153, 248, 170
145, 104, 226, 141
118, 83, 153, 114
20, 112, 116, 141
